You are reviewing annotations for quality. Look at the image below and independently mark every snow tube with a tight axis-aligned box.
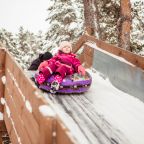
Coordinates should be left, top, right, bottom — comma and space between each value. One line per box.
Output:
35, 72, 92, 94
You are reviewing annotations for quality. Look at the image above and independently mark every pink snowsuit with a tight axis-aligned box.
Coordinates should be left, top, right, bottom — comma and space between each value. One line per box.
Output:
39, 51, 81, 81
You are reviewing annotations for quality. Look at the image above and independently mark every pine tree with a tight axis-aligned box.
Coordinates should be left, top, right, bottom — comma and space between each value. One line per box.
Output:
97, 0, 120, 44
0, 29, 15, 50
131, 0, 144, 55
45, 0, 84, 49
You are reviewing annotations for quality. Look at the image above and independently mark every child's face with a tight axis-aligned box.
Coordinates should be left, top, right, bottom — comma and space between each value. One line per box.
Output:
62, 45, 71, 53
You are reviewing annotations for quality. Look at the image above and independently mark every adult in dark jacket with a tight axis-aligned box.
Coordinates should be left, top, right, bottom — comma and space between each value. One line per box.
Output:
28, 52, 53, 70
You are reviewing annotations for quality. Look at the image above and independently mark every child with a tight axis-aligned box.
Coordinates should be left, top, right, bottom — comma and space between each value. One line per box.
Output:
36, 41, 85, 92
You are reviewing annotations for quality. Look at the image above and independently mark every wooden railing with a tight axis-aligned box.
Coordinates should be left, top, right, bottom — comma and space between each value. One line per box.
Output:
0, 49, 75, 144
73, 34, 144, 69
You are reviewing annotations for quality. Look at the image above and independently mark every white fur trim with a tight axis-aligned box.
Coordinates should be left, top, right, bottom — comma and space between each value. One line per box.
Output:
46, 66, 53, 74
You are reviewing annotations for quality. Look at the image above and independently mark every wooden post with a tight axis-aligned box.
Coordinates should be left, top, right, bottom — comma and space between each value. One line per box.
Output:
118, 0, 132, 51
78, 44, 94, 68
0, 49, 6, 113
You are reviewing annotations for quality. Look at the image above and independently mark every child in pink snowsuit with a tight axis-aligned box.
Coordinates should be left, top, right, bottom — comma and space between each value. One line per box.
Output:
36, 41, 85, 91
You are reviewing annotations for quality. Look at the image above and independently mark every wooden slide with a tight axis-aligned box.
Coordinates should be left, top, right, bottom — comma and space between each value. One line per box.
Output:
0, 34, 144, 144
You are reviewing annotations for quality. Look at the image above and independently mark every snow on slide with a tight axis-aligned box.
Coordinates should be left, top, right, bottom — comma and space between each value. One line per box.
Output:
43, 68, 144, 144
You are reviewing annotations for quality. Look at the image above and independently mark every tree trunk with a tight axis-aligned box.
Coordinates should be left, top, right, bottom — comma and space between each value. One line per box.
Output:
118, 0, 132, 51
83, 0, 101, 38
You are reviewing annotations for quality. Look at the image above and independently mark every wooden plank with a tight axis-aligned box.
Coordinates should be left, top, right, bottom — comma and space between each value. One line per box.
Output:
12, 61, 22, 84
56, 120, 75, 144
5, 51, 15, 75
39, 114, 56, 144
3, 106, 12, 136
0, 71, 4, 113
83, 44, 94, 68
4, 92, 19, 144
12, 65, 45, 123
5, 68, 25, 115
0, 49, 5, 69
5, 51, 36, 101
11, 81, 25, 115
85, 35, 144, 70
72, 35, 86, 53
3, 109, 12, 144
4, 52, 52, 143
78, 50, 85, 64
21, 106, 40, 144
78, 44, 94, 68
0, 49, 6, 113
4, 88, 32, 144
28, 91, 48, 124
5, 69, 14, 93
12, 58, 37, 101
9, 127, 20, 144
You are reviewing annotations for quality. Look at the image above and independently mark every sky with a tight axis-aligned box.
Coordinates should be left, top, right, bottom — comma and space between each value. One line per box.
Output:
0, 0, 51, 33
0, 0, 143, 34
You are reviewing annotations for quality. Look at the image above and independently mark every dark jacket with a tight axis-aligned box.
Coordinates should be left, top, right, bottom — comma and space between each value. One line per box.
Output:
28, 52, 53, 70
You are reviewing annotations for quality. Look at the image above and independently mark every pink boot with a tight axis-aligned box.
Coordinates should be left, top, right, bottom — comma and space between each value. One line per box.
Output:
36, 73, 45, 84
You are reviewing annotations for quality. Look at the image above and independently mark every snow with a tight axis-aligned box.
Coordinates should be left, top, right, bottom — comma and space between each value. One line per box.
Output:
0, 97, 5, 105
86, 68, 144, 144
0, 98, 5, 120
0, 112, 3, 120
25, 100, 32, 113
1, 76, 6, 85
39, 105, 56, 117
5, 103, 11, 118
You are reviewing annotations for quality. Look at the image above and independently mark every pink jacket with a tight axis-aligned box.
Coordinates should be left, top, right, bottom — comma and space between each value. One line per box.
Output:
47, 51, 81, 73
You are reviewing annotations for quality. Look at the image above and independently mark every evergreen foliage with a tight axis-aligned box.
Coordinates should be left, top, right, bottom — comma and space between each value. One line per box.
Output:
45, 0, 84, 49
0, 28, 50, 69
131, 0, 144, 55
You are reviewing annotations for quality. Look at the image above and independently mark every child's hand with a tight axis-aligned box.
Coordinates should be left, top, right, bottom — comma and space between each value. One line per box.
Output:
38, 61, 48, 71
78, 65, 85, 76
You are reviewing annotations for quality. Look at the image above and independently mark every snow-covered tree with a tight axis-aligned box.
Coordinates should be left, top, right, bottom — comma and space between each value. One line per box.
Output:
131, 0, 144, 55
97, 0, 120, 44
0, 29, 17, 52
45, 0, 84, 49
83, 0, 101, 38
35, 31, 51, 53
